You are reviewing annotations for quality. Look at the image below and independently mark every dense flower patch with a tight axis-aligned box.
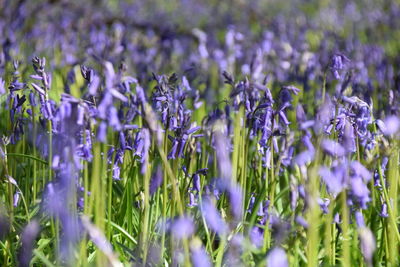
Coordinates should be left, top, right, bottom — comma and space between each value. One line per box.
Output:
1, 1, 400, 266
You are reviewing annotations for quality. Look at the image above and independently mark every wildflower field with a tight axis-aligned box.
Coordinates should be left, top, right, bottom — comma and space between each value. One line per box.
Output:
1, 0, 400, 266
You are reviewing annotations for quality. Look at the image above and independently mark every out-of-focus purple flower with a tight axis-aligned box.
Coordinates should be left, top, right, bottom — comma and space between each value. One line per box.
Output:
342, 121, 356, 154
377, 116, 400, 135
98, 92, 113, 119
18, 220, 40, 267
269, 214, 290, 244
88, 75, 100, 95
0, 78, 5, 95
289, 180, 298, 212
267, 247, 288, 267
76, 105, 85, 125
228, 184, 243, 220
201, 198, 228, 235
0, 208, 10, 241
224, 233, 245, 266
293, 150, 314, 166
108, 106, 121, 131
81, 216, 122, 266
321, 139, 345, 157
214, 129, 232, 180
350, 177, 370, 209
170, 216, 195, 240
190, 239, 212, 267
150, 166, 163, 195
319, 163, 346, 196
250, 226, 264, 248
351, 161, 372, 182
97, 122, 107, 143
358, 227, 375, 266
355, 211, 365, 227
215, 179, 243, 220
334, 213, 341, 224
296, 103, 306, 120
295, 216, 309, 229
315, 96, 334, 133
293, 135, 315, 166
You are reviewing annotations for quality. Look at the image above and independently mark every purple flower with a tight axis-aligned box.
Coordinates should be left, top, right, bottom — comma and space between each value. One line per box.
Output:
355, 211, 365, 227
170, 216, 195, 240
267, 247, 288, 267
18, 220, 40, 267
141, 129, 151, 174
215, 179, 243, 220
31, 82, 46, 96
29, 92, 37, 107
214, 130, 232, 180
119, 131, 126, 151
351, 161, 372, 182
350, 177, 370, 209
112, 165, 121, 180
380, 203, 388, 218
193, 173, 201, 192
108, 106, 121, 131
0, 78, 5, 95
342, 121, 356, 153
76, 105, 85, 125
88, 75, 100, 95
97, 122, 107, 143
319, 163, 346, 196
318, 198, 331, 214
321, 139, 345, 157
201, 198, 228, 235
150, 166, 163, 195
269, 214, 290, 243
13, 192, 20, 207
295, 216, 309, 229
228, 184, 243, 220
293, 150, 314, 166
377, 116, 400, 135
190, 239, 212, 267
0, 212, 10, 241
188, 191, 197, 207
358, 227, 375, 265
330, 53, 350, 80
81, 216, 120, 265
250, 226, 264, 248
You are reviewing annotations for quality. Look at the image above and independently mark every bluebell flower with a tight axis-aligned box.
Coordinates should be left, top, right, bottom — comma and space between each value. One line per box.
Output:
330, 53, 350, 80
201, 197, 228, 235
0, 78, 5, 95
358, 227, 375, 266
18, 220, 40, 267
321, 139, 345, 157
190, 238, 212, 267
267, 247, 288, 267
170, 216, 195, 240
